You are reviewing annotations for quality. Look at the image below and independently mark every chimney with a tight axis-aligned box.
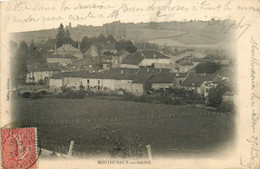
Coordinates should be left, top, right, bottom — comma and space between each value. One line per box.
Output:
78, 42, 80, 49
121, 70, 123, 74
147, 68, 150, 73
153, 54, 156, 58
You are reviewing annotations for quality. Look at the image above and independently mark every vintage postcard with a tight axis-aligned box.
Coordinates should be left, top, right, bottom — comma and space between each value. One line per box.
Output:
0, 0, 259, 168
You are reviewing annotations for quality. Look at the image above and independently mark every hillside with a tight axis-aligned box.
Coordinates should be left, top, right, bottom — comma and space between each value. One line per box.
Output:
10, 21, 231, 49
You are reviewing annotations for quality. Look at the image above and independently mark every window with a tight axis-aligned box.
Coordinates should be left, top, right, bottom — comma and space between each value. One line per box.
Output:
87, 80, 89, 84
98, 86, 100, 89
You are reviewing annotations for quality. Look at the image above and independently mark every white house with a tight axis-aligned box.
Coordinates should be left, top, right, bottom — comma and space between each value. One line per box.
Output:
181, 73, 216, 96
26, 63, 61, 84
121, 49, 170, 68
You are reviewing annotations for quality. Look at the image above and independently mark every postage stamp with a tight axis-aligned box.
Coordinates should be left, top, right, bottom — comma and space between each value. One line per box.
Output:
1, 128, 37, 169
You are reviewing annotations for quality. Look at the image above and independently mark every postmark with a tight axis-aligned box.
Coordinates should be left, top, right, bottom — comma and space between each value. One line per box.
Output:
1, 128, 37, 169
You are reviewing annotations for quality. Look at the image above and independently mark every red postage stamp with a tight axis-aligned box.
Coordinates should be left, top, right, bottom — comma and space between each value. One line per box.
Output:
1, 128, 37, 169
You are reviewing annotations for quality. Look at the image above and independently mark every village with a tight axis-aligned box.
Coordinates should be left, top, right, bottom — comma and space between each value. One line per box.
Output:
10, 23, 235, 111
11, 22, 236, 158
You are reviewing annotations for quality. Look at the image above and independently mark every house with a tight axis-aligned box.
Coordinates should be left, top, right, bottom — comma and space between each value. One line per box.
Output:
204, 54, 230, 66
42, 39, 56, 53
191, 57, 206, 66
111, 51, 129, 68
148, 72, 176, 90
64, 58, 100, 72
179, 61, 194, 72
84, 45, 99, 58
47, 54, 77, 66
174, 49, 206, 60
120, 49, 170, 68
50, 71, 86, 92
222, 91, 235, 103
49, 77, 63, 93
181, 73, 216, 96
173, 72, 189, 88
49, 68, 163, 96
103, 62, 111, 70
26, 63, 62, 84
56, 44, 83, 60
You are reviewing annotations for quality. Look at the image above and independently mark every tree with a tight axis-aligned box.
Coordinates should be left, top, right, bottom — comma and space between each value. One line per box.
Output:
207, 85, 229, 108
56, 23, 76, 48
80, 36, 92, 54
12, 41, 29, 84
98, 34, 106, 42
56, 23, 66, 48
195, 61, 221, 74
115, 40, 137, 53
107, 35, 116, 44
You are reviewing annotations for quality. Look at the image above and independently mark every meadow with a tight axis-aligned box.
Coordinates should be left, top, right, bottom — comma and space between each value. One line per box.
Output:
12, 98, 235, 158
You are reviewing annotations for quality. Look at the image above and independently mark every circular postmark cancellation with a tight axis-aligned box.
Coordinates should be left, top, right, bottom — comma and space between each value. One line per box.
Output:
1, 128, 38, 169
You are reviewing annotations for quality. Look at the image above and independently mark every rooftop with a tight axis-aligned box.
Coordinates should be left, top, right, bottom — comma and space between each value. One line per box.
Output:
182, 73, 216, 87
149, 72, 176, 83
50, 68, 171, 83
122, 49, 169, 65
27, 63, 62, 72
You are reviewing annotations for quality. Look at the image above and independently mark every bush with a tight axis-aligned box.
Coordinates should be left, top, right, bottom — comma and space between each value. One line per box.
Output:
123, 92, 138, 101
56, 90, 87, 99
172, 98, 182, 105
79, 85, 85, 90
137, 95, 152, 103
60, 86, 72, 93
31, 93, 41, 99
207, 85, 229, 108
218, 102, 235, 113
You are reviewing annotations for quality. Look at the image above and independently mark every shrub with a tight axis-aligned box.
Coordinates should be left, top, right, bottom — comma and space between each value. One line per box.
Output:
60, 86, 72, 93
137, 95, 152, 103
218, 102, 235, 113
79, 85, 85, 90
172, 98, 182, 105
31, 93, 41, 99
207, 85, 229, 108
56, 90, 87, 99
123, 92, 138, 101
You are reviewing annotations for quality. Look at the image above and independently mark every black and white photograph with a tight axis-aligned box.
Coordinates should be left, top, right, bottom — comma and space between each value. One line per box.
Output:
1, 0, 259, 168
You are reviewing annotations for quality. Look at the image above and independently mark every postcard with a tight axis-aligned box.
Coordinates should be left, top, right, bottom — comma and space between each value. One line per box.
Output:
0, 0, 259, 168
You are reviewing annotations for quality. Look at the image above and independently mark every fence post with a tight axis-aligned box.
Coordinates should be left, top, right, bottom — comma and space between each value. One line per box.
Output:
146, 145, 152, 160
68, 140, 74, 156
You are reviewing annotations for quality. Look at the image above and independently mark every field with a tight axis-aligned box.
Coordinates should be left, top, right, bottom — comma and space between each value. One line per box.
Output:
12, 98, 235, 158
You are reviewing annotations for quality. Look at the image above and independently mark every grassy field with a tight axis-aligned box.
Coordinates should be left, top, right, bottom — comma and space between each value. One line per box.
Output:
12, 98, 235, 158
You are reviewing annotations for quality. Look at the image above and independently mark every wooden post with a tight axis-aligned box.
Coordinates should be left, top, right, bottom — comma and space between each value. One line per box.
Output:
146, 145, 152, 160
68, 140, 74, 156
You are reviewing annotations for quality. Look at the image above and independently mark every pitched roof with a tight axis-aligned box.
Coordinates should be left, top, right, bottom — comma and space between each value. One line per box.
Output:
43, 39, 56, 49
48, 53, 77, 59
182, 73, 216, 87
121, 51, 144, 65
121, 49, 169, 65
50, 68, 172, 83
180, 61, 194, 66
56, 44, 82, 57
149, 72, 176, 83
27, 63, 62, 72
141, 49, 170, 59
